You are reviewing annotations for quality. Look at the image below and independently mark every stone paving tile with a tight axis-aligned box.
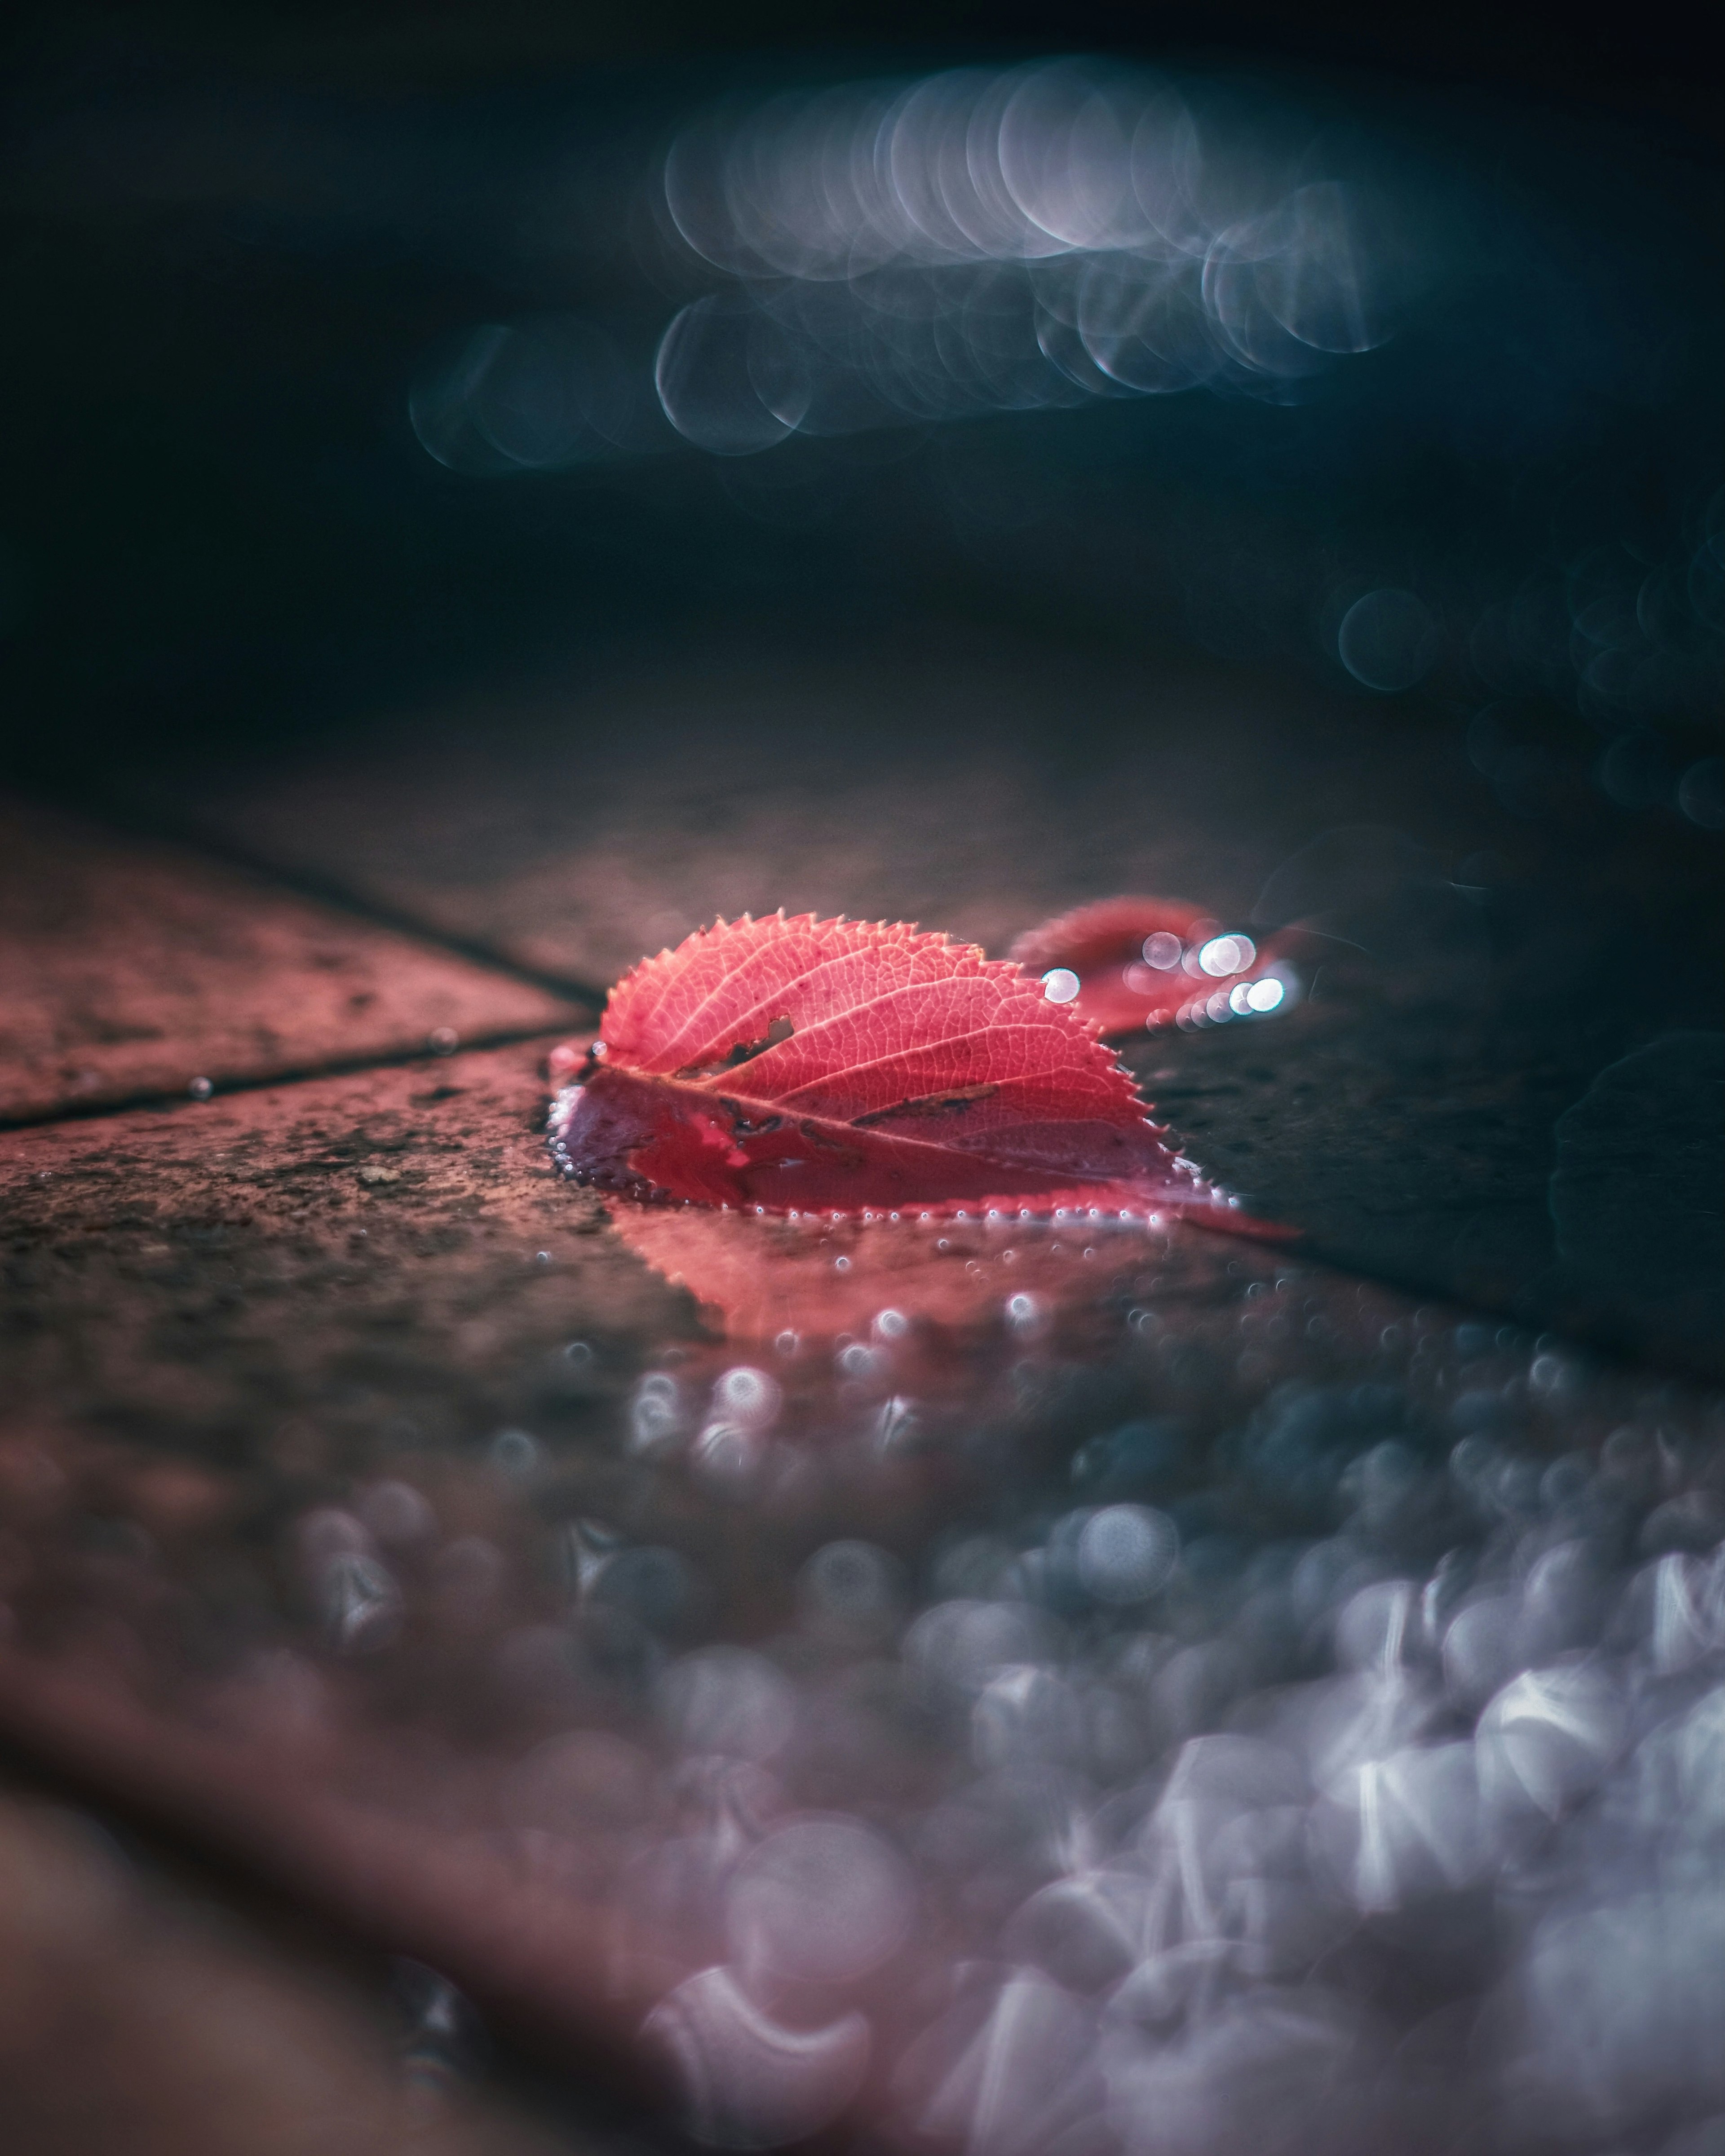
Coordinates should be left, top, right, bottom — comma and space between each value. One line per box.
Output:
1119, 980, 1725, 1381
0, 1043, 679, 1470
0, 796, 586, 1125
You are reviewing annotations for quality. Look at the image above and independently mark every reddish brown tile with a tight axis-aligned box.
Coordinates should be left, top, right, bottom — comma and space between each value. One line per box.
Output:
0, 1043, 679, 1465
0, 798, 586, 1124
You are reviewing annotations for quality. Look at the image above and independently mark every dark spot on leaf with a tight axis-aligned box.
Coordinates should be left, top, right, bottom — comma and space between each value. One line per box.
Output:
725, 1107, 786, 1137
797, 1119, 867, 1164
854, 1083, 1000, 1127
676, 1013, 794, 1079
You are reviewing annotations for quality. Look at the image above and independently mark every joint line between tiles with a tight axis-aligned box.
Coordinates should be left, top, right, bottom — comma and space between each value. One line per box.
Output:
0, 1026, 582, 1135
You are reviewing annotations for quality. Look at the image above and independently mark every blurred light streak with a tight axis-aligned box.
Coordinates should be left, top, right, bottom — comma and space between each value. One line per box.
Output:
652, 62, 1402, 455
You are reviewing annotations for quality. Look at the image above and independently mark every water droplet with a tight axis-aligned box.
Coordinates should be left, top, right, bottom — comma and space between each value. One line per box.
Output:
1006, 1291, 1047, 1339
321, 1551, 402, 1654
1318, 1741, 1489, 1911
358, 1480, 436, 1546
906, 1597, 1056, 1696
591, 1544, 696, 1634
1198, 933, 1256, 976
395, 1962, 486, 2094
645, 1966, 869, 2149
712, 1365, 781, 1428
297, 1507, 371, 1570
187, 1076, 214, 1100
1076, 1504, 1179, 1603
659, 1645, 796, 1760
1677, 755, 1725, 829
489, 1427, 542, 1479
799, 1540, 904, 1635
1477, 1661, 1625, 1822
502, 1727, 656, 1836
1041, 967, 1081, 1003
1141, 932, 1183, 968
558, 1515, 625, 1600
973, 1662, 1084, 1769
428, 1026, 459, 1055
875, 1395, 918, 1450
1337, 588, 1438, 691
727, 1816, 916, 1983
693, 1419, 765, 1489
630, 1371, 686, 1458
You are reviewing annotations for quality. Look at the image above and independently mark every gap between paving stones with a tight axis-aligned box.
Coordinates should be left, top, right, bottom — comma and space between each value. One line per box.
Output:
0, 791, 593, 1124
0, 1025, 582, 1134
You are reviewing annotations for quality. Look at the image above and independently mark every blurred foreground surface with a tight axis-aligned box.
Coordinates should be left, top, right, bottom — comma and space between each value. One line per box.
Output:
0, 1787, 566, 2156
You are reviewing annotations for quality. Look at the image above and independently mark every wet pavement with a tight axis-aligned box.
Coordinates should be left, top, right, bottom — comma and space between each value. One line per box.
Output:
2, 650, 1721, 2152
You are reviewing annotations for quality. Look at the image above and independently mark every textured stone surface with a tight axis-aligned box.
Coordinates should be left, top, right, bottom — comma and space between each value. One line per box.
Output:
1121, 973, 1725, 1379
0, 796, 585, 1125
0, 1044, 679, 1468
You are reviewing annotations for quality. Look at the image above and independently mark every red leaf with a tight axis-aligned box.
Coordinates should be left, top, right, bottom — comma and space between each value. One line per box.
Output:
548, 913, 1250, 1221
1010, 896, 1295, 1038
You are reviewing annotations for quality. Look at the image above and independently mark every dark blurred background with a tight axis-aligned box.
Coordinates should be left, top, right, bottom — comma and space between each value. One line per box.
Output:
1, 0, 1720, 773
